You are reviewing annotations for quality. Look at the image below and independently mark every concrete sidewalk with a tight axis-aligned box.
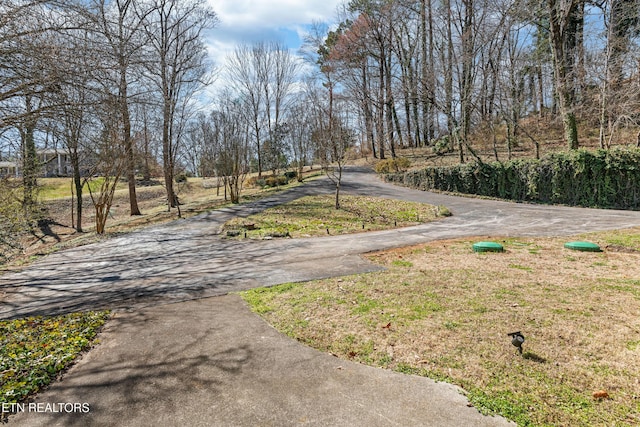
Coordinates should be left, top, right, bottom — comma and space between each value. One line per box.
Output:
8, 294, 514, 426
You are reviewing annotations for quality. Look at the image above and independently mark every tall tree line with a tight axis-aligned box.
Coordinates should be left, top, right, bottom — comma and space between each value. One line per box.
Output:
0, 0, 216, 234
314, 0, 640, 161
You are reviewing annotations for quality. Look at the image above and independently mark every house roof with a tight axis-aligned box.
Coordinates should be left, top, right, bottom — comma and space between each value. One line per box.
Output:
38, 148, 60, 155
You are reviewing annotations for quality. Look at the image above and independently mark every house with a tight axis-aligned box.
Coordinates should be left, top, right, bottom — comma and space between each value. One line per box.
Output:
0, 161, 18, 178
38, 149, 96, 177
0, 149, 95, 178
39, 149, 72, 177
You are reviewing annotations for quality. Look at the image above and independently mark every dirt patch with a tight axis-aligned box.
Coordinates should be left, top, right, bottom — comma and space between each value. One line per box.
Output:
603, 244, 640, 253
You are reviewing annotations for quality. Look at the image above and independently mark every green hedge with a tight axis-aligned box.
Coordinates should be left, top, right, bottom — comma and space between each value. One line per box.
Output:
384, 147, 640, 209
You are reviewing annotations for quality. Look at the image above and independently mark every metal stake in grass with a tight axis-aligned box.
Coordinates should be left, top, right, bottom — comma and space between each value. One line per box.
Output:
508, 331, 525, 354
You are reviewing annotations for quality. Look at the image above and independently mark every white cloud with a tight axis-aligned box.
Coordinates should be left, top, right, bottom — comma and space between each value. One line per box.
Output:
201, 0, 342, 96
209, 0, 342, 30
205, 0, 342, 67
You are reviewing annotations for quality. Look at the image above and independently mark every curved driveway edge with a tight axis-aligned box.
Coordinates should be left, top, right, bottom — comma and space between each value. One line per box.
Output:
3, 167, 640, 319
8, 294, 514, 427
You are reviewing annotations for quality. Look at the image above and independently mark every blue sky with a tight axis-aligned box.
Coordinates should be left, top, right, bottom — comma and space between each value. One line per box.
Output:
205, 0, 343, 67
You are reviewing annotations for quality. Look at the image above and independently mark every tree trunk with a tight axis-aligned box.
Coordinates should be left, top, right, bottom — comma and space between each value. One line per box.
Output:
444, 0, 455, 147
537, 65, 545, 117
377, 61, 386, 160
71, 153, 83, 233
548, 0, 580, 149
120, 72, 141, 215
460, 0, 474, 158
22, 95, 38, 214
385, 59, 397, 158
421, 0, 436, 146
362, 61, 376, 158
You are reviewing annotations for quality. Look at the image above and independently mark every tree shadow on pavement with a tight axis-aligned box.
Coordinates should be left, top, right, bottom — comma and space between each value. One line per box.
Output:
9, 307, 253, 426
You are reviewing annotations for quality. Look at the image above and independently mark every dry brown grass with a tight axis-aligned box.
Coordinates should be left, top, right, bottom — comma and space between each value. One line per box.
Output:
4, 170, 321, 269
375, 117, 640, 173
241, 231, 640, 426
222, 194, 447, 239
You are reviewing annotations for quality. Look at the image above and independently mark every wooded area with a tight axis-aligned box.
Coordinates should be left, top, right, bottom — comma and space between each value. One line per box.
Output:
1, 0, 640, 246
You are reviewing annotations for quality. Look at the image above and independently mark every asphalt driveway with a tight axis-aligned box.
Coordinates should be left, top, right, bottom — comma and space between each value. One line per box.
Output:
4, 167, 640, 426
2, 167, 640, 319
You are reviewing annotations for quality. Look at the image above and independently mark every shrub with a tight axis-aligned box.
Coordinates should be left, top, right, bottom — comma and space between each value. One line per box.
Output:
174, 173, 188, 183
433, 136, 452, 155
264, 175, 288, 187
246, 176, 265, 188
385, 147, 640, 209
374, 157, 412, 174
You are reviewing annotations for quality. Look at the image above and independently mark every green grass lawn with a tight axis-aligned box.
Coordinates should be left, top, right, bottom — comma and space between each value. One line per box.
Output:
37, 178, 128, 201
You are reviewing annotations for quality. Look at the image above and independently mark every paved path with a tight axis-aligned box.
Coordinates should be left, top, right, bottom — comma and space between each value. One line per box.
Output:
4, 167, 640, 426
7, 294, 513, 427
3, 167, 640, 319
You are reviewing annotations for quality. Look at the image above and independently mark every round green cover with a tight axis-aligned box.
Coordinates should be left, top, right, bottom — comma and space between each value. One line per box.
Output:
472, 241, 504, 253
564, 241, 602, 252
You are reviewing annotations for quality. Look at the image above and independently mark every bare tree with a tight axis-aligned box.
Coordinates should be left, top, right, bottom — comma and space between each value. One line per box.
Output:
212, 97, 249, 204
226, 43, 267, 177
88, 0, 156, 216
141, 0, 216, 210
597, 0, 640, 148
308, 82, 354, 210
0, 1, 67, 213
226, 41, 299, 178
287, 91, 315, 182
547, 0, 583, 149
45, 26, 100, 233
87, 96, 127, 234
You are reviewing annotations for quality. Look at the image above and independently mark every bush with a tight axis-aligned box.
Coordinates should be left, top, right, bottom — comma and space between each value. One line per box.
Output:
174, 173, 188, 183
433, 136, 452, 155
374, 157, 412, 174
385, 147, 640, 209
264, 175, 288, 187
284, 171, 298, 180
246, 176, 266, 188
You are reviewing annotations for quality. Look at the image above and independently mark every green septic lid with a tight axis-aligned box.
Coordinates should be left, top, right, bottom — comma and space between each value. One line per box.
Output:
564, 241, 602, 252
473, 241, 504, 253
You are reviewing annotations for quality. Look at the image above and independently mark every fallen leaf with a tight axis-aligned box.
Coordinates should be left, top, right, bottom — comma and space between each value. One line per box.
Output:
593, 390, 609, 400
382, 322, 391, 329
